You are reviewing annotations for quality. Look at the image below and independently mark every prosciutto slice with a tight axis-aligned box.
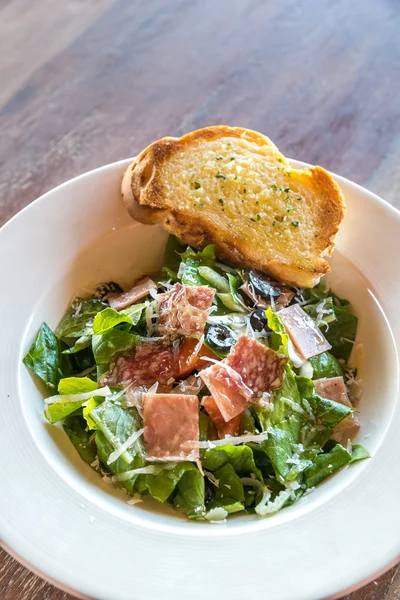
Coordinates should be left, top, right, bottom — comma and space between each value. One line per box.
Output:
143, 393, 199, 461
279, 304, 331, 359
199, 361, 250, 422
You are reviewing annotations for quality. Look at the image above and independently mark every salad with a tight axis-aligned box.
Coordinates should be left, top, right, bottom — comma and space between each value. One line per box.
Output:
23, 235, 369, 521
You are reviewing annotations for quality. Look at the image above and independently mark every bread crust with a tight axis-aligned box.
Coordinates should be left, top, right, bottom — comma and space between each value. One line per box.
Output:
122, 126, 345, 288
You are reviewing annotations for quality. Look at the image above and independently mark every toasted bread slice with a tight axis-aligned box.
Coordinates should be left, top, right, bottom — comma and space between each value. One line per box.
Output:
122, 126, 345, 288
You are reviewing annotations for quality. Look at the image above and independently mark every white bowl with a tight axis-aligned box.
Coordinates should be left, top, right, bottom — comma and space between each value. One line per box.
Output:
0, 159, 399, 600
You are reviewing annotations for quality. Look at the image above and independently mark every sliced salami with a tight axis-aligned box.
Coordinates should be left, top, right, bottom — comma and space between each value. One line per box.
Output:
156, 283, 215, 338
202, 396, 242, 439
101, 340, 175, 388
226, 335, 287, 396
143, 393, 199, 461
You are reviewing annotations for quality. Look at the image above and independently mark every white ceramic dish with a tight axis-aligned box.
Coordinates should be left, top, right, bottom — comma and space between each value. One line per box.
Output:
0, 159, 399, 600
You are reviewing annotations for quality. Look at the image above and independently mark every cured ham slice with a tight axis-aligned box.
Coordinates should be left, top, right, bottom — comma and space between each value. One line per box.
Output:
226, 336, 287, 396
108, 276, 156, 310
279, 304, 331, 359
315, 376, 360, 442
202, 396, 242, 439
199, 361, 251, 422
156, 283, 215, 338
143, 393, 199, 461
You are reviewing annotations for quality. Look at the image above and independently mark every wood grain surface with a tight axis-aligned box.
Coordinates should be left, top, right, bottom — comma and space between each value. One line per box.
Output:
1, 0, 400, 598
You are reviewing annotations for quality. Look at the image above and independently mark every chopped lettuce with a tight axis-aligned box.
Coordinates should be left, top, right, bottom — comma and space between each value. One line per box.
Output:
92, 330, 139, 364
56, 298, 106, 340
350, 444, 370, 464
296, 376, 354, 427
92, 308, 134, 335
89, 400, 143, 465
96, 431, 145, 495
304, 444, 352, 488
180, 244, 216, 286
172, 465, 205, 516
207, 463, 245, 513
23, 323, 61, 392
217, 273, 248, 313
83, 396, 104, 430
159, 234, 186, 281
324, 305, 358, 362
63, 415, 97, 465
203, 444, 263, 481
58, 376, 98, 395
266, 307, 289, 354
62, 334, 92, 354
309, 351, 344, 379
44, 377, 101, 424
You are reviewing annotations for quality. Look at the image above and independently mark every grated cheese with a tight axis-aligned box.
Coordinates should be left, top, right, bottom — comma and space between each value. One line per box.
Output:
107, 428, 144, 465
45, 386, 111, 405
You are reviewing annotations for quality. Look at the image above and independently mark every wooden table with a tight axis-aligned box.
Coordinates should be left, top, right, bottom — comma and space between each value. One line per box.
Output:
1, 0, 399, 598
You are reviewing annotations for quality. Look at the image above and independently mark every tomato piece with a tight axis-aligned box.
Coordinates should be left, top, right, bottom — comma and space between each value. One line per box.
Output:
175, 338, 217, 379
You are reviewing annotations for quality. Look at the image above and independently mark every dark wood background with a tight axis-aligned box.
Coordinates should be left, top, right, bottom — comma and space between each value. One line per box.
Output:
1, 0, 399, 598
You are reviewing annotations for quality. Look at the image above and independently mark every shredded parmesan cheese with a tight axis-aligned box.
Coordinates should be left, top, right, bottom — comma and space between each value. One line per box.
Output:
107, 428, 144, 465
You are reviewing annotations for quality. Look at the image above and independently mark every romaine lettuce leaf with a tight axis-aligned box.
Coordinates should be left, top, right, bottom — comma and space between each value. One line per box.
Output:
92, 330, 139, 364
62, 334, 92, 354
180, 244, 216, 286
56, 298, 106, 339
309, 352, 344, 379
23, 322, 61, 392
350, 444, 370, 464
173, 465, 205, 516
83, 396, 104, 430
213, 463, 245, 504
96, 431, 145, 494
217, 273, 248, 313
92, 307, 134, 335
58, 376, 98, 395
206, 500, 244, 515
45, 399, 86, 424
202, 444, 263, 481
266, 307, 289, 354
90, 400, 143, 465
159, 234, 186, 281
301, 283, 329, 303
296, 376, 354, 427
45, 377, 104, 423
63, 415, 97, 465
304, 443, 352, 488
324, 306, 358, 362
301, 285, 357, 363
259, 427, 302, 480
120, 303, 145, 326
